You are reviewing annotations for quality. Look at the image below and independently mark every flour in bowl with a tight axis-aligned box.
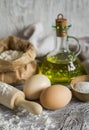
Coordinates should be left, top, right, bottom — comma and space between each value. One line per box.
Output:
74, 82, 89, 93
0, 50, 23, 61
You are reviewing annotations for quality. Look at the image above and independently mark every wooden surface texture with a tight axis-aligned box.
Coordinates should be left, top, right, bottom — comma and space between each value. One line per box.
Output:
0, 0, 89, 38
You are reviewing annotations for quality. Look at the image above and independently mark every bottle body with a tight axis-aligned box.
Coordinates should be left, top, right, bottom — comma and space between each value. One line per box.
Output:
39, 53, 86, 85
39, 35, 86, 85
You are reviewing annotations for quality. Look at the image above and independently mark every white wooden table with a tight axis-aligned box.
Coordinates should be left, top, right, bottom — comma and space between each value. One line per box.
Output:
0, 85, 89, 130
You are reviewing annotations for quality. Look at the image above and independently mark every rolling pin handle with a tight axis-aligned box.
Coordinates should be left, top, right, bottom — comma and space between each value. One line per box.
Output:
15, 96, 43, 115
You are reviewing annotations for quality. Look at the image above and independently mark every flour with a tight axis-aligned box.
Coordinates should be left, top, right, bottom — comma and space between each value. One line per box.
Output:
1, 101, 89, 130
74, 82, 89, 93
0, 82, 12, 95
0, 112, 22, 130
29, 111, 55, 130
0, 106, 56, 130
0, 50, 23, 61
0, 108, 53, 130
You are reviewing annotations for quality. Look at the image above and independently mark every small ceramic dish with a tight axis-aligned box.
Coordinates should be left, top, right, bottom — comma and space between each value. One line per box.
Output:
70, 75, 89, 102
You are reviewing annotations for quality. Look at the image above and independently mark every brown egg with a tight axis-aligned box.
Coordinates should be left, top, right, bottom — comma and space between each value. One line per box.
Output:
40, 85, 72, 110
23, 74, 51, 100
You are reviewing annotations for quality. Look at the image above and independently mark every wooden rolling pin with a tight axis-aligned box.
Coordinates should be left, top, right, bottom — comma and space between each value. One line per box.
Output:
0, 82, 42, 115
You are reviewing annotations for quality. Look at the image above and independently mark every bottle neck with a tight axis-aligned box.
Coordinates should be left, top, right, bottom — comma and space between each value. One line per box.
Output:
55, 35, 68, 53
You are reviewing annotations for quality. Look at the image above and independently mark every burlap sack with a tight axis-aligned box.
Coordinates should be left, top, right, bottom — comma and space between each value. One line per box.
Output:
0, 36, 37, 85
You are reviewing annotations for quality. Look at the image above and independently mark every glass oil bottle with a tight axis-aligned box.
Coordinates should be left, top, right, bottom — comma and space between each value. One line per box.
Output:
39, 14, 86, 85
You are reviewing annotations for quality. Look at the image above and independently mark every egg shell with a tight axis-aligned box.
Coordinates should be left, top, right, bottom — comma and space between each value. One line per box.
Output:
23, 74, 51, 100
40, 85, 72, 110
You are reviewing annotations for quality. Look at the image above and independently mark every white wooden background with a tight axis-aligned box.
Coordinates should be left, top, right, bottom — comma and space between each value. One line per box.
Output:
0, 0, 89, 38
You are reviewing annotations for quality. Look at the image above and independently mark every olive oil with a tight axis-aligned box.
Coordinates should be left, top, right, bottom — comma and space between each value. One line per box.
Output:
39, 53, 86, 85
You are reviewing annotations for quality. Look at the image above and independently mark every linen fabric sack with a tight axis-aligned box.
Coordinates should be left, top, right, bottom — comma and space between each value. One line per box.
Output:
0, 36, 37, 85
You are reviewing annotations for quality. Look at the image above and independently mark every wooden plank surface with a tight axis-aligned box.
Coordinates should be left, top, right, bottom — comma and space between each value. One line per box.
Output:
0, 96, 89, 130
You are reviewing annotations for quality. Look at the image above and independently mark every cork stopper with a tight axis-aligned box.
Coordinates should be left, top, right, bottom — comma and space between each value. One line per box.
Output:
56, 14, 67, 37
